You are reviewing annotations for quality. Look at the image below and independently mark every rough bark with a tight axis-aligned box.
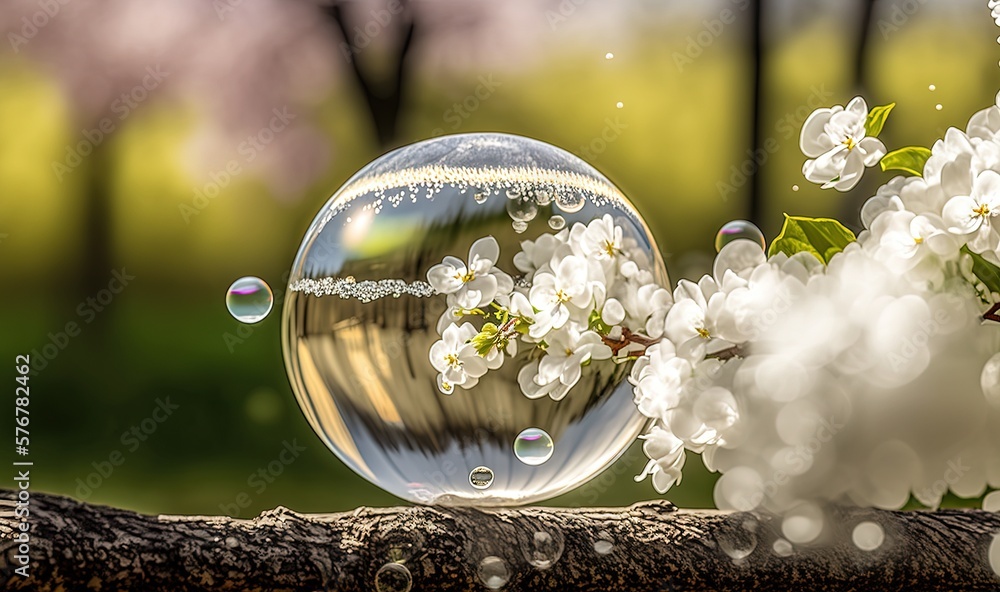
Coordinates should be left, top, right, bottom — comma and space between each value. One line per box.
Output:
2, 490, 1000, 591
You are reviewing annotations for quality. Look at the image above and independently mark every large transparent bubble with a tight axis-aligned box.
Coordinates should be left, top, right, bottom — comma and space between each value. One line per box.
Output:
282, 133, 667, 505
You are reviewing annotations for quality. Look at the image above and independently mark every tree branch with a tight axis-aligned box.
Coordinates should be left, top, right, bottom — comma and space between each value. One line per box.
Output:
2, 490, 1000, 590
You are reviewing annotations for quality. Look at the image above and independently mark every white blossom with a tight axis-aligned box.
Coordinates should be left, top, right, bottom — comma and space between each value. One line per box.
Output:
429, 323, 487, 394
800, 96, 887, 191
427, 236, 514, 308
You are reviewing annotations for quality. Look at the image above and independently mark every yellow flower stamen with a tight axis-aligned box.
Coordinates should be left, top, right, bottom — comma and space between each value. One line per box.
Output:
696, 327, 711, 339
974, 204, 991, 218
603, 240, 618, 257
455, 270, 476, 283
843, 136, 857, 151
555, 289, 570, 303
444, 353, 460, 368
914, 236, 924, 245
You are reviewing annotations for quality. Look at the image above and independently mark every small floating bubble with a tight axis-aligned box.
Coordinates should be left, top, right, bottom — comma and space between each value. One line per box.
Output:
523, 530, 564, 569
470, 466, 495, 489
474, 191, 488, 204
226, 277, 273, 324
555, 192, 585, 213
477, 556, 510, 589
512, 220, 528, 234
507, 196, 538, 222
852, 521, 885, 552
935, 104, 943, 111
928, 84, 936, 91
605, 52, 614, 59
548, 215, 566, 230
792, 184, 799, 191
715, 220, 766, 253
513, 428, 554, 466
616, 101, 624, 109
375, 563, 412, 592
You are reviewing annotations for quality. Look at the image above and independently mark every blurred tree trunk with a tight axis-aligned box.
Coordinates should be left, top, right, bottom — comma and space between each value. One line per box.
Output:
3, 490, 1000, 591
323, 1, 417, 148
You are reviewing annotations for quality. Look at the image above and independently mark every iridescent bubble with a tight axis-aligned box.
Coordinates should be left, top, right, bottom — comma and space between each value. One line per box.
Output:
548, 215, 566, 230
715, 220, 766, 253
523, 529, 564, 569
375, 563, 412, 592
513, 428, 554, 466
477, 556, 510, 589
852, 521, 885, 551
469, 466, 495, 489
226, 276, 273, 324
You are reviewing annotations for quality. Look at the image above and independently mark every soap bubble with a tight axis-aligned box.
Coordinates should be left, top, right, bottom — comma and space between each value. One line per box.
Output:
226, 277, 273, 323
469, 466, 495, 489
522, 529, 564, 569
478, 556, 510, 589
374, 563, 412, 592
282, 133, 666, 505
513, 428, 554, 466
715, 220, 766, 253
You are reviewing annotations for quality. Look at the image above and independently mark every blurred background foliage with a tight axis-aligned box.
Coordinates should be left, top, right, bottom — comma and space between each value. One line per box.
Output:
1, 0, 998, 515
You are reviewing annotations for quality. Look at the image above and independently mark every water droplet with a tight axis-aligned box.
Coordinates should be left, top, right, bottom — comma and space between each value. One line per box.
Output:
605, 52, 614, 59
852, 521, 885, 551
935, 104, 943, 111
477, 556, 509, 589
513, 428, 554, 465
928, 84, 936, 91
474, 191, 488, 204
523, 529, 564, 569
506, 189, 522, 200
593, 537, 614, 556
226, 276, 273, 323
715, 219, 766, 253
772, 538, 793, 557
511, 220, 528, 234
718, 534, 756, 561
554, 192, 586, 213
792, 184, 799, 191
507, 196, 538, 222
984, 491, 1000, 511
781, 503, 824, 544
469, 466, 495, 489
548, 215, 566, 230
980, 353, 1000, 409
616, 101, 624, 109
375, 562, 412, 592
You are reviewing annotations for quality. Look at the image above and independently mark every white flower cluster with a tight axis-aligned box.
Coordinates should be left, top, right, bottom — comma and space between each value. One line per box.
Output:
427, 215, 670, 401
632, 93, 1000, 514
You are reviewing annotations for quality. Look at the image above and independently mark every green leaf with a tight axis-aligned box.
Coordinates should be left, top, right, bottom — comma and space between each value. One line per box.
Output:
768, 214, 857, 264
880, 146, 931, 177
588, 309, 611, 334
864, 102, 895, 137
962, 245, 1000, 294
470, 323, 499, 357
